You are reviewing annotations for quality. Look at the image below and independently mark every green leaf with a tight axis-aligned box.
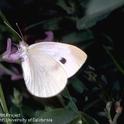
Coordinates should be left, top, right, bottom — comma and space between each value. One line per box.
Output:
66, 100, 78, 112
69, 116, 83, 124
76, 12, 110, 30
61, 89, 78, 112
103, 45, 124, 75
21, 105, 34, 117
33, 108, 79, 124
10, 105, 21, 114
71, 78, 87, 94
62, 31, 94, 44
11, 88, 23, 107
56, 0, 75, 14
43, 18, 59, 30
86, 0, 124, 15
81, 112, 99, 124
70, 112, 100, 124
0, 104, 3, 113
77, 0, 124, 30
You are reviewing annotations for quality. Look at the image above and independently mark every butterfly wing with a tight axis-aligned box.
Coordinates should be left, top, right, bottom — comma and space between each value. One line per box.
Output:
21, 46, 67, 98
29, 42, 87, 78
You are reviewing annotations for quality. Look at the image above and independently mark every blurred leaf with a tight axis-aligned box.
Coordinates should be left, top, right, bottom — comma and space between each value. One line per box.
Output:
34, 108, 79, 124
83, 99, 100, 112
112, 81, 120, 91
62, 89, 78, 112
69, 116, 83, 124
62, 31, 94, 44
86, 0, 124, 15
70, 112, 100, 124
106, 101, 113, 112
103, 45, 124, 75
77, 0, 124, 30
76, 13, 110, 30
10, 103, 34, 119
11, 88, 23, 107
81, 112, 100, 124
101, 75, 108, 85
21, 105, 34, 117
25, 18, 61, 31
71, 78, 87, 94
66, 100, 78, 113
0, 104, 2, 113
56, 0, 75, 14
10, 105, 21, 114
43, 18, 60, 30
98, 112, 106, 117
105, 101, 112, 121
56, 0, 70, 13
0, 24, 9, 32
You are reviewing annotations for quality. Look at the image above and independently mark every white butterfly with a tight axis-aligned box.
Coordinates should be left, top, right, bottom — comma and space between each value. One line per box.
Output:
19, 41, 87, 98
2, 22, 87, 98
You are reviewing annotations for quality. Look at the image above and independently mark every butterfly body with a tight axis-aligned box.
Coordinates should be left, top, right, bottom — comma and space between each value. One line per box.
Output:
17, 41, 87, 98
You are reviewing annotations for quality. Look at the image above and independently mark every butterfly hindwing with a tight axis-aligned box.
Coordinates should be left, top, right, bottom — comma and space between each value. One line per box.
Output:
21, 46, 67, 98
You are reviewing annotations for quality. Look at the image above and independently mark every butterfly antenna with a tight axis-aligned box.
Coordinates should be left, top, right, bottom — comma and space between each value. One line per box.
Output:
16, 23, 24, 40
4, 21, 23, 41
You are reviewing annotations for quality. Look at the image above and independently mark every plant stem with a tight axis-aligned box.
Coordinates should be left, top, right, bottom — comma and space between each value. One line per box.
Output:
0, 83, 9, 114
112, 113, 121, 124
57, 95, 65, 107
0, 83, 12, 124
64, 88, 79, 112
103, 45, 124, 75
0, 63, 15, 76
0, 10, 20, 41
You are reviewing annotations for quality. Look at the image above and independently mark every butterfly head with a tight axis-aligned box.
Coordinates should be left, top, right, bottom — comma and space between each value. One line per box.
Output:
19, 41, 28, 51
18, 41, 29, 61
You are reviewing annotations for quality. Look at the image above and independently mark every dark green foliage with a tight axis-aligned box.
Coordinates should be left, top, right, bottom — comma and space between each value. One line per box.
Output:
0, 0, 124, 124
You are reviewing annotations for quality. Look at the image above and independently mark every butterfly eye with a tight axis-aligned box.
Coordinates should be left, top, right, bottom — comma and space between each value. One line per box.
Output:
60, 57, 66, 64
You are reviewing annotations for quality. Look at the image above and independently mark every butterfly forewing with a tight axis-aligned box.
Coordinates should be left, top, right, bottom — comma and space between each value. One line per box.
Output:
21, 46, 68, 98
29, 42, 87, 78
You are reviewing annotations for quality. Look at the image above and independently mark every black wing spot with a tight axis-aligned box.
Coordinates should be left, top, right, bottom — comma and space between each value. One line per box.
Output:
59, 57, 66, 64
